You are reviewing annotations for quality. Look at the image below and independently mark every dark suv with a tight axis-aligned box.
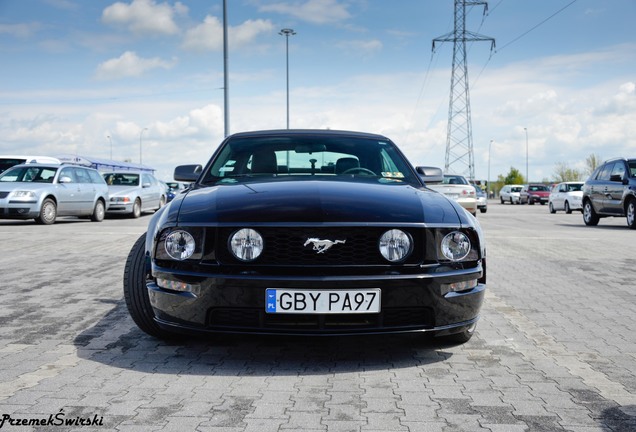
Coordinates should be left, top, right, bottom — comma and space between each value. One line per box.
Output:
582, 157, 636, 229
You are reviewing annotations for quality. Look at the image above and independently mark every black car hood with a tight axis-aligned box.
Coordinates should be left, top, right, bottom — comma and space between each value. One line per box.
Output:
172, 179, 463, 225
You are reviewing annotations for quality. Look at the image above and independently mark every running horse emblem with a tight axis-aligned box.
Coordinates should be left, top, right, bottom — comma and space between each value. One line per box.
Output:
303, 238, 346, 254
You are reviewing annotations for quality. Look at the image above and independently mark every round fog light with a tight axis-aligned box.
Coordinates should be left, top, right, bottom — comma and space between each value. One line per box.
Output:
441, 231, 471, 261
165, 230, 196, 260
229, 228, 263, 261
379, 229, 412, 262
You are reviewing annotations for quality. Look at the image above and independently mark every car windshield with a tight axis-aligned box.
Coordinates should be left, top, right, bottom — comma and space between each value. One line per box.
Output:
201, 135, 419, 186
529, 185, 549, 191
629, 160, 636, 177
511, 186, 522, 192
103, 173, 140, 186
566, 183, 583, 192
0, 166, 57, 183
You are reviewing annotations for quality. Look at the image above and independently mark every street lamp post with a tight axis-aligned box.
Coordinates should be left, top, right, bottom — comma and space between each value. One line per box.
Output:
139, 128, 148, 165
524, 127, 529, 182
107, 135, 112, 160
222, 0, 229, 137
488, 139, 492, 199
279, 28, 296, 129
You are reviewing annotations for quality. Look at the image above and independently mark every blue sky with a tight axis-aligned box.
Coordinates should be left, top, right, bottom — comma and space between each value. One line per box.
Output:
1, 0, 635, 182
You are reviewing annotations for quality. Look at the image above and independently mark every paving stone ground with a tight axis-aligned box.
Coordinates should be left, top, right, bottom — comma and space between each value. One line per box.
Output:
0, 203, 635, 431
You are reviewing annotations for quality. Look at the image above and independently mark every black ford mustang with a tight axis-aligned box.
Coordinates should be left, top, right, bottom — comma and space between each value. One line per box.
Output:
124, 129, 486, 343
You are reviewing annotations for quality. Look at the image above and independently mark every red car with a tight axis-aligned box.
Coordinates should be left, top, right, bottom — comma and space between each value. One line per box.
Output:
520, 184, 550, 205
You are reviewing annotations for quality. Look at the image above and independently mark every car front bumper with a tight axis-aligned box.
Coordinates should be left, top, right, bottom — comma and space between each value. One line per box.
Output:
147, 265, 486, 337
106, 202, 134, 214
528, 196, 548, 204
0, 200, 40, 219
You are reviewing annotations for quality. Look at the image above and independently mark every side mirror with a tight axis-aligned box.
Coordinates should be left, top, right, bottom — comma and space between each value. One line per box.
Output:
58, 176, 73, 184
416, 166, 443, 184
174, 164, 202, 182
142, 182, 151, 188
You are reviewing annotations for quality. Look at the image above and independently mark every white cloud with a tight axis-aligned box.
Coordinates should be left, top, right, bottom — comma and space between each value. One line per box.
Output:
182, 16, 274, 52
0, 23, 41, 38
94, 51, 176, 80
259, 0, 351, 25
101, 0, 187, 36
335, 39, 383, 57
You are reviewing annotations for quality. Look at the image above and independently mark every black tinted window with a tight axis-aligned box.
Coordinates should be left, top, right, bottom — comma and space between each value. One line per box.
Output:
202, 135, 418, 185
596, 163, 614, 181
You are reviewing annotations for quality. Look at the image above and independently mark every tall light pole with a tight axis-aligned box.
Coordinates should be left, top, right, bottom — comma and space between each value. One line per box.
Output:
488, 139, 492, 199
222, 0, 230, 137
524, 127, 528, 182
139, 127, 148, 165
279, 28, 295, 129
107, 135, 112, 160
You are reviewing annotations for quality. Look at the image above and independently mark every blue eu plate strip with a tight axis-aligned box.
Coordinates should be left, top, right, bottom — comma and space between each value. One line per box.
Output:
266, 289, 277, 312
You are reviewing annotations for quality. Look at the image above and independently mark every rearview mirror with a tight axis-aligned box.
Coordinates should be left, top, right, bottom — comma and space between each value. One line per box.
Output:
294, 144, 326, 154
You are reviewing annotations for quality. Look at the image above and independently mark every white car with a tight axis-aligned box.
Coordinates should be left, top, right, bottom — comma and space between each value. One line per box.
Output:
428, 174, 478, 216
549, 181, 584, 214
103, 171, 166, 218
499, 184, 523, 204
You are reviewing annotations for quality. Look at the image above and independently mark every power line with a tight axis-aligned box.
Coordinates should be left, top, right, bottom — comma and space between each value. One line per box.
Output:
495, 0, 579, 53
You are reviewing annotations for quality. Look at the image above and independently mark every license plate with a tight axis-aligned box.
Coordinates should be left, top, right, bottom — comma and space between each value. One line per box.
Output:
265, 289, 381, 314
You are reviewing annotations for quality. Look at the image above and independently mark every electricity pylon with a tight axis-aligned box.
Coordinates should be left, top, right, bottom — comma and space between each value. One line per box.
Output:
433, 0, 495, 180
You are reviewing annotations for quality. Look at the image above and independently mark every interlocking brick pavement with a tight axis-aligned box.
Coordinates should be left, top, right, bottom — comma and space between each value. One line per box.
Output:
0, 205, 635, 431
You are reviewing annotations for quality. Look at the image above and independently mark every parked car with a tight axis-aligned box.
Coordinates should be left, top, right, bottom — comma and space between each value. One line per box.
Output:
475, 186, 488, 213
520, 183, 550, 205
0, 155, 61, 174
549, 182, 583, 214
123, 129, 487, 344
427, 174, 478, 216
103, 171, 166, 218
0, 163, 108, 224
499, 184, 523, 204
582, 157, 636, 229
165, 181, 187, 202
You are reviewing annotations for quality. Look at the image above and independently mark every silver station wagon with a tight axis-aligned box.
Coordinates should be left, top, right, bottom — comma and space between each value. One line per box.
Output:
0, 163, 109, 225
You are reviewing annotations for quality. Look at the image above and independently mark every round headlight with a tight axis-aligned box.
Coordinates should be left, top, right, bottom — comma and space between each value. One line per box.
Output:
441, 231, 471, 261
164, 230, 196, 260
229, 228, 263, 262
379, 229, 412, 262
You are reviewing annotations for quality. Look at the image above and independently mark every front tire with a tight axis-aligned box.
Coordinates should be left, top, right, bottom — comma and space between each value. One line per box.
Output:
35, 198, 57, 225
564, 201, 572, 214
549, 202, 556, 214
131, 199, 142, 218
123, 233, 173, 339
91, 200, 105, 222
626, 199, 636, 229
583, 201, 599, 226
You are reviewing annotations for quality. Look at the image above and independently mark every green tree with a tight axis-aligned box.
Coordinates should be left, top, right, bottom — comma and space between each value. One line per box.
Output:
503, 167, 525, 185
553, 162, 583, 182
